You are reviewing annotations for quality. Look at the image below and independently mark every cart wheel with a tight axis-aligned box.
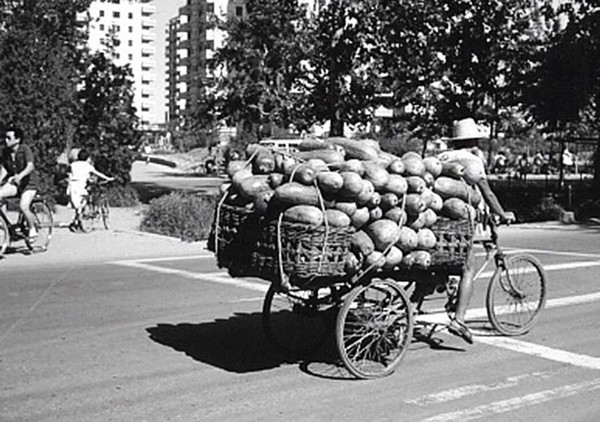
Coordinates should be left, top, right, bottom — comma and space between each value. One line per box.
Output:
0, 216, 9, 255
262, 284, 337, 355
486, 254, 547, 336
336, 279, 413, 379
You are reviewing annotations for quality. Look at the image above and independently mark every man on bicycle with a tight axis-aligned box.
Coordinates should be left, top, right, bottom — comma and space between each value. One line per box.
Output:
0, 126, 39, 241
438, 118, 514, 344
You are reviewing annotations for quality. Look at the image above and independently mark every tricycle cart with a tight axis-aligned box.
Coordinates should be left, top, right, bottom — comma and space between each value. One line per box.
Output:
211, 202, 547, 380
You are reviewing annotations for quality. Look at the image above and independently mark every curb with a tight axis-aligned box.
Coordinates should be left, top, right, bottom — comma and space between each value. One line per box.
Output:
113, 229, 207, 245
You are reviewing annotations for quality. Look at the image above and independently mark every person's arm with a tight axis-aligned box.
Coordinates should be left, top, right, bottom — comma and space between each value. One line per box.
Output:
476, 178, 513, 222
10, 162, 34, 185
90, 168, 114, 181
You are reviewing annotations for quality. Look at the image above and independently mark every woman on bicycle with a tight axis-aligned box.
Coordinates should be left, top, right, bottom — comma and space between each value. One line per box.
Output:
0, 126, 39, 241
438, 118, 514, 344
67, 149, 114, 231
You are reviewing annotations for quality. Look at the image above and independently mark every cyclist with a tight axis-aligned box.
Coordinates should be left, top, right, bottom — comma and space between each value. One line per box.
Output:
0, 126, 39, 241
438, 118, 514, 344
67, 149, 114, 231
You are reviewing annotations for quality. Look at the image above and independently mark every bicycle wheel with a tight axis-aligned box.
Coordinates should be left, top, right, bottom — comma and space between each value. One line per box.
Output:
262, 284, 337, 355
100, 198, 110, 230
336, 280, 413, 379
79, 202, 97, 233
25, 200, 53, 252
0, 216, 9, 255
486, 254, 547, 336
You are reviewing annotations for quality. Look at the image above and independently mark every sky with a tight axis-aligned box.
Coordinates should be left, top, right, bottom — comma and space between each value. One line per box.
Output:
154, 0, 185, 124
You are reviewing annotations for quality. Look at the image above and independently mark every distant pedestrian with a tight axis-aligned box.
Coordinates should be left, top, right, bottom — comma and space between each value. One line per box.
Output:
517, 153, 530, 180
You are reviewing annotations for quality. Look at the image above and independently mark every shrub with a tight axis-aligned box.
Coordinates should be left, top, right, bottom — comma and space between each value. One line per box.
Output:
106, 184, 140, 208
140, 192, 219, 241
491, 184, 565, 222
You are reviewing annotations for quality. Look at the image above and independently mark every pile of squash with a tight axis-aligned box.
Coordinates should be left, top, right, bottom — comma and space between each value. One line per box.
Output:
221, 137, 484, 274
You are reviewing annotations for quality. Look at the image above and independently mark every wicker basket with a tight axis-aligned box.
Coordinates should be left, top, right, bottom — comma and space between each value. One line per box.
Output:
429, 218, 474, 270
250, 219, 355, 287
208, 203, 258, 273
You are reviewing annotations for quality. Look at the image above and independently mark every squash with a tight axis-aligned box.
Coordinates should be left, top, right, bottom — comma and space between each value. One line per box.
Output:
363, 161, 390, 191
334, 201, 357, 216
407, 212, 426, 231
429, 192, 444, 213
396, 226, 418, 252
356, 180, 375, 206
253, 149, 276, 174
289, 164, 316, 185
351, 207, 370, 229
231, 168, 254, 191
298, 138, 335, 151
324, 209, 351, 227
422, 208, 438, 227
441, 198, 470, 220
384, 207, 407, 225
412, 250, 432, 269
281, 158, 300, 177
404, 193, 427, 216
238, 175, 271, 200
274, 183, 320, 206
440, 161, 465, 179
388, 159, 406, 175
433, 177, 482, 205
366, 192, 381, 209
295, 149, 345, 164
268, 172, 285, 189
317, 171, 344, 195
422, 172, 435, 187
385, 175, 408, 196
402, 151, 421, 160
283, 205, 324, 226
423, 156, 443, 177
361, 139, 382, 151
402, 156, 426, 177
463, 162, 485, 185
334, 159, 365, 176
339, 171, 365, 198
226, 160, 247, 178
364, 251, 386, 269
219, 182, 231, 195
368, 206, 383, 222
380, 192, 399, 211
406, 176, 427, 194
383, 246, 404, 269
306, 159, 329, 173
417, 228, 437, 249
344, 252, 361, 275
225, 192, 251, 207
400, 253, 415, 269
377, 151, 396, 167
253, 190, 275, 215
329, 137, 379, 161
351, 230, 375, 257
366, 219, 400, 251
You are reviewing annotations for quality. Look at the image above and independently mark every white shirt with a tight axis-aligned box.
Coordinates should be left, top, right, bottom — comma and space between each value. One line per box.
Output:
69, 160, 95, 183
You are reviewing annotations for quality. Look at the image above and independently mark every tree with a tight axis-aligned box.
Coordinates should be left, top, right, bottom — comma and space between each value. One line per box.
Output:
212, 0, 313, 141
75, 52, 139, 184
0, 0, 91, 191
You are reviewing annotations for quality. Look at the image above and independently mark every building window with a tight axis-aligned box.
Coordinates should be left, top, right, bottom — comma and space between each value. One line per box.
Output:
99, 10, 104, 17
206, 40, 214, 50
206, 3, 214, 14
113, 11, 120, 18
100, 24, 105, 30
112, 25, 120, 31
235, 6, 243, 17
128, 12, 133, 19
128, 40, 133, 47
128, 54, 133, 60
129, 26, 133, 33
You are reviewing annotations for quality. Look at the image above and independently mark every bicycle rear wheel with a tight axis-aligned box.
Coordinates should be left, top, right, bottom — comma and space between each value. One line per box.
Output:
100, 198, 110, 230
0, 216, 9, 255
262, 284, 337, 356
79, 202, 97, 233
486, 254, 547, 336
25, 200, 53, 252
336, 280, 413, 379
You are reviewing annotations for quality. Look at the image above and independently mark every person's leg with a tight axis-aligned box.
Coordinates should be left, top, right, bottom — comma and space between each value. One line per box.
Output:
0, 183, 18, 217
19, 189, 37, 237
448, 249, 475, 344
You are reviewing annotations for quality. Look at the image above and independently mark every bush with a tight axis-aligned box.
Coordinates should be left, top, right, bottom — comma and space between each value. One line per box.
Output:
140, 192, 219, 241
491, 184, 565, 222
107, 184, 140, 208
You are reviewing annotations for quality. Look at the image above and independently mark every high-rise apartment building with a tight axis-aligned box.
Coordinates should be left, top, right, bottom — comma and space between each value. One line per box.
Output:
85, 0, 158, 128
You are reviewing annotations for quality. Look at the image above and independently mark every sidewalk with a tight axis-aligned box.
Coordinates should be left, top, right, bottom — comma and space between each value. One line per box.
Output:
1, 205, 210, 269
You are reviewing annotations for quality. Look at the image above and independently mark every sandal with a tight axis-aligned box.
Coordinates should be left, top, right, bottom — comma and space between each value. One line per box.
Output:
448, 319, 473, 345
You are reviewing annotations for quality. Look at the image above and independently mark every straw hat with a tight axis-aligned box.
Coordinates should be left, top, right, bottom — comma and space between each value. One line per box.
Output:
448, 118, 486, 141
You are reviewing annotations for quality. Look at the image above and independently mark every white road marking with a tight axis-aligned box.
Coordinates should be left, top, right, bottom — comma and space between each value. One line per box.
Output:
420, 377, 600, 422
505, 247, 600, 259
475, 259, 600, 280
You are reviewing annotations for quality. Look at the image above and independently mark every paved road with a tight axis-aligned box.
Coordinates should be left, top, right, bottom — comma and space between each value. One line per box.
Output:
2, 224, 600, 421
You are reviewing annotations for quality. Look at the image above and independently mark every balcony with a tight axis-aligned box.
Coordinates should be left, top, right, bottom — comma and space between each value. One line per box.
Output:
142, 17, 155, 29
142, 31, 155, 42
142, 4, 156, 16
142, 45, 155, 55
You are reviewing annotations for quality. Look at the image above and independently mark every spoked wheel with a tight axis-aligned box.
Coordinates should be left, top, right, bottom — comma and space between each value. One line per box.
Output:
486, 254, 547, 336
262, 284, 338, 355
100, 198, 110, 230
0, 217, 9, 256
336, 279, 413, 379
79, 203, 97, 233
25, 201, 53, 252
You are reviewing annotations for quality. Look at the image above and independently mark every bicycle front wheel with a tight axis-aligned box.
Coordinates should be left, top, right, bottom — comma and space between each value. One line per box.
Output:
25, 200, 53, 252
100, 198, 110, 230
0, 216, 9, 255
79, 203, 97, 233
336, 280, 413, 379
486, 254, 547, 336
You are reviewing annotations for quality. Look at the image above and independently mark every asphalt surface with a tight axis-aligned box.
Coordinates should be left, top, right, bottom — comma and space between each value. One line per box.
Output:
2, 219, 600, 421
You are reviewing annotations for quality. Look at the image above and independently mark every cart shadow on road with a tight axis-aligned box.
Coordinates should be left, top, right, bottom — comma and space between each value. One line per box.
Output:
146, 311, 343, 375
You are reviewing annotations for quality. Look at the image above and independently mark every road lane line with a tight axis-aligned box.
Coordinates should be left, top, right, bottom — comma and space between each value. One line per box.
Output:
504, 247, 600, 259
116, 261, 268, 293
109, 254, 213, 264
475, 259, 600, 280
406, 368, 570, 406
421, 377, 600, 422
